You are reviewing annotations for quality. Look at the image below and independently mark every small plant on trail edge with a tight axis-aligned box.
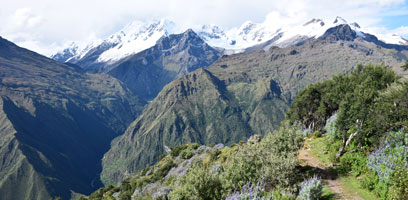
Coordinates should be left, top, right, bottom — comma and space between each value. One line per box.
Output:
225, 178, 271, 200
297, 175, 323, 200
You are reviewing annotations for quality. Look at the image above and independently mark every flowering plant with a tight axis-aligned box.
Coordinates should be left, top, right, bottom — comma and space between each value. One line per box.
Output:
225, 178, 271, 200
297, 175, 323, 200
367, 130, 408, 184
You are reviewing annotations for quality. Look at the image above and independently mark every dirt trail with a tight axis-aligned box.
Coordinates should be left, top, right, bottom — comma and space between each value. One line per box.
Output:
298, 141, 363, 200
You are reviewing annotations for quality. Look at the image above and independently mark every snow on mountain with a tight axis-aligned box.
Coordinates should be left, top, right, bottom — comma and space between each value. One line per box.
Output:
196, 16, 370, 52
52, 19, 178, 64
376, 33, 408, 45
97, 19, 177, 63
53, 16, 407, 64
66, 39, 103, 62
195, 20, 281, 52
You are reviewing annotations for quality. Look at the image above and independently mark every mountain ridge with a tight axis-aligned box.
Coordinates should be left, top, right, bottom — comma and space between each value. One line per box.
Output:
52, 16, 407, 64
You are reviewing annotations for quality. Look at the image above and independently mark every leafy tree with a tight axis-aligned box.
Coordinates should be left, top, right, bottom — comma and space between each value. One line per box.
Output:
367, 82, 408, 143
287, 80, 338, 131
335, 65, 399, 159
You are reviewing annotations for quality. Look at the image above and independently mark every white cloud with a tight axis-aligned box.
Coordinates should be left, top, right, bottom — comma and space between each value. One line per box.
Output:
0, 0, 407, 55
11, 8, 42, 29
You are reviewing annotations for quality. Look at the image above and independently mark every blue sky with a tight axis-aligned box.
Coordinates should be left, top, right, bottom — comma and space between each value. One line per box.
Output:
383, 15, 408, 30
0, 0, 407, 55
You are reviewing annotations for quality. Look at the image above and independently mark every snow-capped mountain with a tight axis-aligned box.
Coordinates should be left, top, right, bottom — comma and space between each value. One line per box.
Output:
196, 16, 371, 52
52, 19, 177, 68
194, 20, 281, 53
97, 19, 176, 63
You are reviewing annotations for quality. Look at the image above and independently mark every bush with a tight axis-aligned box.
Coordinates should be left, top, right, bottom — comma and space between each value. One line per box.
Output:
169, 162, 223, 200
388, 168, 408, 200
297, 176, 323, 200
225, 179, 271, 200
170, 145, 188, 157
302, 128, 313, 137
324, 113, 341, 141
170, 143, 200, 159
367, 130, 408, 184
338, 152, 367, 176
119, 191, 132, 200
364, 130, 408, 199
222, 121, 303, 193
151, 159, 176, 181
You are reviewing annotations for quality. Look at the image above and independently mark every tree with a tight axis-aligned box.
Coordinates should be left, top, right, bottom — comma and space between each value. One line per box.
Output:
287, 80, 337, 131
334, 65, 399, 159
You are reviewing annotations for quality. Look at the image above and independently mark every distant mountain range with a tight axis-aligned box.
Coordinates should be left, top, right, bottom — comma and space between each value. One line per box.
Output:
53, 16, 407, 65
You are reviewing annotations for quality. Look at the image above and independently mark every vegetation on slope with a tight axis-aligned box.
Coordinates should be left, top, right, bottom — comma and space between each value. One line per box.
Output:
80, 122, 307, 200
288, 64, 408, 199
87, 64, 408, 200
101, 68, 288, 185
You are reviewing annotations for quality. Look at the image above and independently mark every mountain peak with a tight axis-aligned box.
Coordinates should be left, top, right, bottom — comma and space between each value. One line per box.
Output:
95, 19, 177, 63
303, 18, 325, 27
319, 24, 357, 41
350, 22, 361, 29
333, 16, 347, 25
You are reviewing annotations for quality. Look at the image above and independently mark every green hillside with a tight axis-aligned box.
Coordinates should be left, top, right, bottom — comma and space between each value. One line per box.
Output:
0, 37, 142, 200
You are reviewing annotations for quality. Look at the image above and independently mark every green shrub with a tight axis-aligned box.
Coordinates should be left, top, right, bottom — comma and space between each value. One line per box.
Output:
180, 148, 195, 159
170, 143, 200, 159
297, 176, 323, 200
119, 190, 132, 200
361, 169, 379, 191
151, 160, 176, 181
222, 121, 303, 193
170, 145, 188, 157
325, 140, 342, 162
388, 168, 408, 200
169, 162, 223, 200
302, 128, 313, 137
338, 152, 367, 176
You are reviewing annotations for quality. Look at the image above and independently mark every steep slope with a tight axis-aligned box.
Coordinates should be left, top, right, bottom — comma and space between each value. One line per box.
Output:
101, 68, 287, 184
0, 37, 142, 200
107, 29, 221, 100
101, 24, 408, 185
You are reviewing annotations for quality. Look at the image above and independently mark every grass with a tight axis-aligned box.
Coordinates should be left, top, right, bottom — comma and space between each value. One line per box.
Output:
340, 176, 378, 200
304, 136, 333, 166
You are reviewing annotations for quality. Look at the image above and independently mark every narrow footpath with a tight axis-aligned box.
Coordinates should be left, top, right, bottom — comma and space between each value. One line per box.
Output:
298, 141, 363, 200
